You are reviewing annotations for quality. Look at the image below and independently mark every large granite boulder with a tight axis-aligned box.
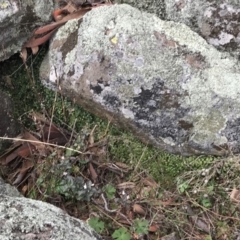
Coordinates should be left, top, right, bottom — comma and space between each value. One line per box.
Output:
0, 177, 101, 240
0, 0, 54, 61
39, 4, 240, 156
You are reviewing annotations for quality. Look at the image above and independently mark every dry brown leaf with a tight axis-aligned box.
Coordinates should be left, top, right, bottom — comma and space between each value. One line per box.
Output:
114, 162, 129, 170
12, 159, 34, 185
17, 143, 36, 158
89, 162, 98, 183
88, 125, 97, 146
143, 177, 159, 188
0, 141, 22, 165
149, 223, 159, 233
21, 184, 28, 195
31, 46, 39, 55
230, 188, 240, 203
132, 203, 146, 215
20, 48, 27, 63
5, 152, 18, 164
23, 131, 46, 156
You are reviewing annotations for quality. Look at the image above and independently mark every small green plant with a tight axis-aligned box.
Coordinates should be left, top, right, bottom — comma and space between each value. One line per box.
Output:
103, 184, 116, 200
201, 196, 212, 208
88, 217, 105, 234
112, 227, 131, 240
133, 218, 149, 235
178, 182, 190, 193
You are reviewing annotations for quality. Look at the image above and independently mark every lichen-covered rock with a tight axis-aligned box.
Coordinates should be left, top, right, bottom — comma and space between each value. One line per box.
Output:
164, 0, 240, 58
0, 176, 22, 197
40, 4, 240, 156
0, 177, 101, 240
0, 0, 54, 61
113, 0, 166, 19
0, 89, 20, 153
114, 1, 240, 58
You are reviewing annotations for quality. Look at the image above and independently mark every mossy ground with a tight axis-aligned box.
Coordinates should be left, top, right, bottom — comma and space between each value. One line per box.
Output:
1, 47, 239, 239
0, 46, 215, 186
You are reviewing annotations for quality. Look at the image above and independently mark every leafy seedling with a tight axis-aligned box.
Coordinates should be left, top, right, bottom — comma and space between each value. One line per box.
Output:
88, 217, 105, 234
133, 218, 149, 235
112, 227, 131, 240
103, 184, 116, 199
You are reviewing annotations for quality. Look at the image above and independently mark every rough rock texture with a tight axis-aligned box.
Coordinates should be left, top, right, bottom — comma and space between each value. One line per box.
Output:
114, 0, 166, 19
115, 0, 240, 58
0, 0, 54, 61
0, 177, 22, 197
164, 0, 240, 58
40, 4, 240, 156
0, 89, 20, 153
0, 177, 101, 240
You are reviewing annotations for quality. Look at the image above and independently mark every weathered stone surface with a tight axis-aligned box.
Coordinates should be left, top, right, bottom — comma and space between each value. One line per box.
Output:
114, 0, 166, 19
164, 0, 240, 58
0, 177, 101, 240
0, 176, 22, 197
40, 4, 240, 156
0, 0, 54, 61
116, 0, 240, 58
0, 89, 20, 153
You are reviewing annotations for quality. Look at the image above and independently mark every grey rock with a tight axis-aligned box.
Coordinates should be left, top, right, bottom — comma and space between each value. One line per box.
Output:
0, 177, 101, 240
114, 0, 240, 58
0, 176, 22, 197
0, 0, 55, 61
114, 0, 166, 19
0, 89, 20, 153
165, 0, 240, 58
40, 4, 240, 156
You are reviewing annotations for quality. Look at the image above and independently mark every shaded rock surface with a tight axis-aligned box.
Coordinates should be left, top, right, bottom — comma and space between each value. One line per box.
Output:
0, 0, 54, 61
0, 89, 20, 153
164, 0, 240, 58
40, 4, 240, 156
115, 0, 240, 58
0, 177, 101, 240
114, 0, 166, 19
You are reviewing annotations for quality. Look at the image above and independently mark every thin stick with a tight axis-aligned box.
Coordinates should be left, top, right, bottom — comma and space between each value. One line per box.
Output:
0, 136, 83, 154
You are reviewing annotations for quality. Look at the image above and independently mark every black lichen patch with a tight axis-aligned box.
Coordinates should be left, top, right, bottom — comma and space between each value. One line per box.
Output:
132, 78, 190, 143
201, 3, 240, 52
103, 94, 122, 109
220, 117, 240, 154
90, 84, 103, 94
178, 120, 194, 130
133, 79, 183, 111
90, 78, 110, 95
222, 117, 240, 143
